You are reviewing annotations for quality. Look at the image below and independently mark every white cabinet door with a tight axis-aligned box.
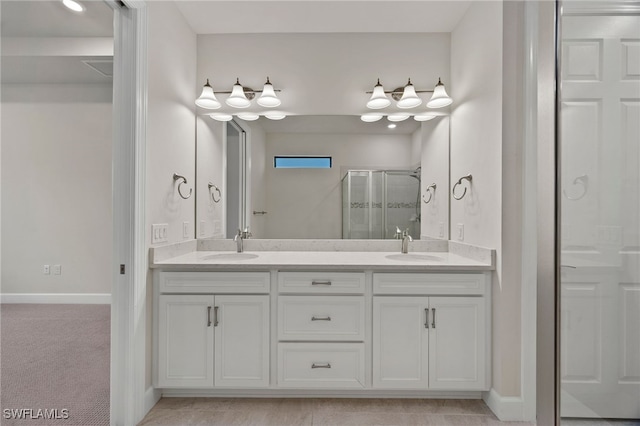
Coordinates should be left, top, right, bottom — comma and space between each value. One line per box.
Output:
157, 295, 214, 388
214, 295, 270, 387
373, 296, 429, 389
428, 297, 486, 390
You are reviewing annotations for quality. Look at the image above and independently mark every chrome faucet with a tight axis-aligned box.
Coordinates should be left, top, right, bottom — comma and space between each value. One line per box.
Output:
401, 229, 413, 254
234, 227, 252, 253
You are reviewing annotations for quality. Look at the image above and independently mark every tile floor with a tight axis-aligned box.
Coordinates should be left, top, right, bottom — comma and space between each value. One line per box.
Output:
137, 398, 535, 425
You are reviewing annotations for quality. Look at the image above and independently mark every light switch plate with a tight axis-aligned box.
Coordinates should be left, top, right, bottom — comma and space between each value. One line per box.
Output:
457, 223, 464, 241
53, 264, 62, 275
43, 265, 50, 275
152, 223, 169, 244
183, 222, 189, 239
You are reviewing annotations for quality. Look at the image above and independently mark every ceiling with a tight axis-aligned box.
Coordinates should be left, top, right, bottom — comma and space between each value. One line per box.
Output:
255, 114, 421, 134
175, 1, 472, 35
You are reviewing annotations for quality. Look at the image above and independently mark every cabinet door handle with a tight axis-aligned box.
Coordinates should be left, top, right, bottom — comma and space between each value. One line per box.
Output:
311, 363, 332, 369
424, 308, 429, 329
431, 308, 436, 329
214, 306, 219, 327
311, 280, 332, 286
311, 316, 331, 321
207, 306, 212, 327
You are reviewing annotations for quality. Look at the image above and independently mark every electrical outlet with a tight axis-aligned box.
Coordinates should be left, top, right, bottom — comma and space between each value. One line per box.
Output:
152, 223, 169, 244
183, 222, 189, 239
43, 265, 50, 275
457, 223, 464, 241
199, 221, 206, 237
53, 264, 62, 275
438, 222, 445, 238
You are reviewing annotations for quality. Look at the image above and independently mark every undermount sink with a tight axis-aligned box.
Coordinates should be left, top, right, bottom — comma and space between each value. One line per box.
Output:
203, 253, 259, 261
385, 253, 443, 262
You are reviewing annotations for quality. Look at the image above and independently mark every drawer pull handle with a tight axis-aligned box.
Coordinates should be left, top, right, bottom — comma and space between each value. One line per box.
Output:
311, 363, 332, 369
424, 308, 429, 329
311, 280, 332, 286
431, 308, 436, 329
207, 306, 212, 327
311, 316, 332, 321
214, 306, 219, 327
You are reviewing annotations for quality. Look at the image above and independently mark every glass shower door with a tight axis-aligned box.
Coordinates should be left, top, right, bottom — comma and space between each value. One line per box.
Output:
559, 2, 640, 421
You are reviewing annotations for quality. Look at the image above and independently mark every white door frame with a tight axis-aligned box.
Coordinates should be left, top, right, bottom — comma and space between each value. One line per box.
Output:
110, 1, 148, 425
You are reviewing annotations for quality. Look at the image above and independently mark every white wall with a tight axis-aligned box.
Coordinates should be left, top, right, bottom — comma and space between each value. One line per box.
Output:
1, 100, 112, 295
146, 1, 197, 246
263, 133, 414, 239
420, 117, 450, 239
145, 0, 197, 389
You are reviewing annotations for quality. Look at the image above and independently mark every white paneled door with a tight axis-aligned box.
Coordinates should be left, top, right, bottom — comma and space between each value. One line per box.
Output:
560, 3, 640, 420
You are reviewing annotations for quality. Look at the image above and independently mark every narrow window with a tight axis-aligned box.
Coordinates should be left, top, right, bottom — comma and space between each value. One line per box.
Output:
273, 156, 332, 169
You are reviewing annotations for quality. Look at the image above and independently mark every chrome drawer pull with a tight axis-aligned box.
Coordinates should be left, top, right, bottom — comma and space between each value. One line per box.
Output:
207, 306, 212, 327
424, 308, 429, 329
311, 316, 332, 321
214, 306, 219, 327
311, 363, 332, 369
311, 280, 332, 286
431, 308, 436, 329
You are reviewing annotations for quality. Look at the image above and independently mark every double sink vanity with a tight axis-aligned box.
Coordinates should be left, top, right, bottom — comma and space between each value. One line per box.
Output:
150, 239, 494, 398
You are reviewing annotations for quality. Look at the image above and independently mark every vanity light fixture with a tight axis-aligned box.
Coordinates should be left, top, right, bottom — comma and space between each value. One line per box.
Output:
256, 77, 281, 108
209, 113, 233, 122
413, 113, 437, 122
264, 111, 286, 120
387, 123, 397, 129
365, 78, 452, 110
396, 79, 422, 109
195, 79, 221, 109
387, 113, 410, 122
360, 113, 383, 122
226, 78, 252, 108
427, 78, 453, 108
366, 79, 392, 109
62, 0, 85, 12
237, 112, 260, 121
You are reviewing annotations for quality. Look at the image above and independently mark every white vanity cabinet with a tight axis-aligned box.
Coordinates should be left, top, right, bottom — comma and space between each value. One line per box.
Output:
155, 272, 270, 389
276, 272, 367, 389
372, 273, 490, 391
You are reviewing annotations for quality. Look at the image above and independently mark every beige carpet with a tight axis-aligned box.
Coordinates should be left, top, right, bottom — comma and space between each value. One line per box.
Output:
0, 304, 110, 425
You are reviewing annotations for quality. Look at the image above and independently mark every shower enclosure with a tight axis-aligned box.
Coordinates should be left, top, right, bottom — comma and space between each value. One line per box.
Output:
341, 169, 421, 239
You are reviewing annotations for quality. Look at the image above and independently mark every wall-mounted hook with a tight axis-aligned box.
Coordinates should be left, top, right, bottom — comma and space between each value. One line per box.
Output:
452, 174, 472, 200
208, 182, 221, 203
563, 174, 588, 201
422, 183, 437, 204
173, 173, 192, 200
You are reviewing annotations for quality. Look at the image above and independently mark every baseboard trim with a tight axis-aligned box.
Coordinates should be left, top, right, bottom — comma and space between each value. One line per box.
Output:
144, 386, 162, 416
0, 293, 111, 304
483, 388, 525, 421
160, 388, 483, 399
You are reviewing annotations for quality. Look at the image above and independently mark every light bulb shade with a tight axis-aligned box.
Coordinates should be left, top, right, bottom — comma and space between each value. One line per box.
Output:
209, 113, 233, 122
396, 80, 422, 109
387, 113, 410, 122
414, 113, 437, 122
361, 113, 383, 122
264, 111, 286, 120
195, 80, 221, 109
62, 0, 85, 12
366, 81, 391, 109
226, 80, 251, 108
257, 79, 281, 107
237, 112, 260, 121
427, 79, 453, 108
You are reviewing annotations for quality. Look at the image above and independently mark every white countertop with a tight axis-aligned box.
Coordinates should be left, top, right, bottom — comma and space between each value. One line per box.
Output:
151, 250, 494, 271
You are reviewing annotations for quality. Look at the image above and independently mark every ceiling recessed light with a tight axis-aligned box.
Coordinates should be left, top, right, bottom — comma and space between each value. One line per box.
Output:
62, 0, 85, 12
387, 124, 397, 129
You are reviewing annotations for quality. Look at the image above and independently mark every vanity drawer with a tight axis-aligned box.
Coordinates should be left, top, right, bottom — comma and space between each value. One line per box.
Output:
373, 273, 486, 296
278, 272, 365, 294
278, 296, 365, 341
277, 343, 365, 388
159, 272, 270, 294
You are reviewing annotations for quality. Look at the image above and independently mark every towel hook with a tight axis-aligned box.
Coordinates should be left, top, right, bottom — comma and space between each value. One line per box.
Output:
452, 174, 472, 200
563, 174, 588, 201
173, 173, 192, 200
422, 183, 437, 204
208, 182, 222, 203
